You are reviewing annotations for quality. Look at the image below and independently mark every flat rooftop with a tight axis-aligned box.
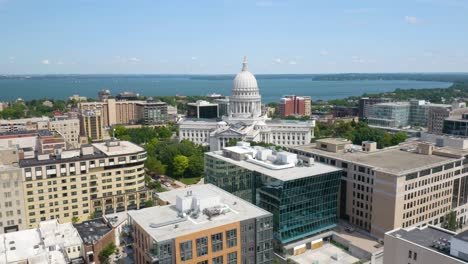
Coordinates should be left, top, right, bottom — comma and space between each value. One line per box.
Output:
206, 149, 341, 181
128, 184, 271, 242
74, 219, 113, 246
292, 143, 459, 175
453, 229, 468, 243
387, 226, 456, 256
92, 140, 145, 156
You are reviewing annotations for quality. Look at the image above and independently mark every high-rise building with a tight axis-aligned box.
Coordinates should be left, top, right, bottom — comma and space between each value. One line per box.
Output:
80, 109, 105, 141
20, 139, 151, 228
205, 142, 342, 246
178, 58, 314, 150
289, 138, 468, 238
358, 97, 391, 119
384, 226, 468, 264
0, 145, 26, 234
367, 102, 411, 127
443, 113, 468, 137
187, 100, 219, 119
136, 99, 168, 125
278, 95, 308, 117
303, 96, 311, 116
129, 184, 274, 264
98, 89, 111, 101
214, 98, 230, 117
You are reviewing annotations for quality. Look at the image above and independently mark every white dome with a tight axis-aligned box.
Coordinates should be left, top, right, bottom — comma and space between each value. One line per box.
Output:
233, 71, 258, 91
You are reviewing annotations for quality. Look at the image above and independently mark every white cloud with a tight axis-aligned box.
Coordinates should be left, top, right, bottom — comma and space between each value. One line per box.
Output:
289, 60, 297, 65
56, 61, 64, 65
41, 59, 50, 65
320, 50, 329, 56
273, 58, 282, 64
191, 56, 198, 61
129, 57, 141, 62
256, 1, 273, 7
404, 16, 422, 24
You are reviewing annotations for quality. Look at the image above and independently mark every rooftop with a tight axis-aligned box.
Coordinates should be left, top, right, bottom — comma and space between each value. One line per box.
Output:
291, 142, 461, 175
206, 143, 341, 181
92, 140, 145, 156
453, 229, 468, 243
74, 219, 113, 246
128, 184, 271, 242
105, 210, 131, 228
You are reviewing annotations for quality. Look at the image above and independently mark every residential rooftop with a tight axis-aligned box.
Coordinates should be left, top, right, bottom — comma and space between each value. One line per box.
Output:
91, 139, 145, 156
128, 184, 271, 242
291, 142, 464, 175
206, 143, 341, 181
74, 218, 113, 246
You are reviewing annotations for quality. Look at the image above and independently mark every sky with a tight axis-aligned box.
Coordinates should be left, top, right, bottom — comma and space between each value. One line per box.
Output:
0, 0, 468, 74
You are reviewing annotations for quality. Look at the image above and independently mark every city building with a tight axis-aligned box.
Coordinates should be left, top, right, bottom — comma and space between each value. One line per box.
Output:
116, 91, 139, 101
205, 142, 342, 246
136, 99, 168, 125
289, 138, 468, 238
332, 106, 359, 118
79, 98, 169, 127
367, 99, 452, 128
278, 95, 310, 117
69, 94, 88, 102
443, 113, 468, 137
187, 100, 219, 119
80, 109, 105, 141
358, 97, 391, 119
19, 139, 152, 228
0, 145, 26, 234
214, 98, 230, 117
178, 58, 314, 151
74, 218, 115, 264
367, 102, 411, 127
0, 116, 81, 148
128, 184, 274, 264
98, 89, 111, 101
384, 225, 468, 264
0, 219, 84, 264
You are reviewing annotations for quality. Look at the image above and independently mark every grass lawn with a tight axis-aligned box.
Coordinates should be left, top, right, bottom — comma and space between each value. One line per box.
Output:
180, 177, 201, 185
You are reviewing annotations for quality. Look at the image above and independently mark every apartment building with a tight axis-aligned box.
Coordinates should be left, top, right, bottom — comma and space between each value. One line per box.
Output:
128, 184, 273, 264
136, 99, 168, 125
384, 225, 468, 264
19, 139, 152, 228
204, 142, 342, 246
278, 95, 311, 117
290, 138, 468, 238
0, 145, 27, 234
79, 98, 169, 128
0, 116, 81, 148
80, 109, 105, 141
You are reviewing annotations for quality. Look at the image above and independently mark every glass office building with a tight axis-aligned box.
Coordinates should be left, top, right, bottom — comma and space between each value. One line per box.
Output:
205, 143, 342, 244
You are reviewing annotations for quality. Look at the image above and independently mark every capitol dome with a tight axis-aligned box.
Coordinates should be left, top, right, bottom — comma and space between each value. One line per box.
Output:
228, 57, 263, 120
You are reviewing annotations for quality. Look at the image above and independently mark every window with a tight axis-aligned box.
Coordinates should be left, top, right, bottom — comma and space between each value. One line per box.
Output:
414, 252, 417, 260
228, 252, 237, 264
196, 236, 208, 257
179, 240, 192, 261
197, 261, 208, 264
408, 250, 412, 258
211, 232, 223, 252
226, 229, 237, 248
212, 256, 223, 264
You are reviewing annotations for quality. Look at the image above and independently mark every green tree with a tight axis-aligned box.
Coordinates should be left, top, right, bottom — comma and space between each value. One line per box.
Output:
187, 154, 204, 178
71, 216, 80, 224
443, 211, 458, 231
173, 155, 189, 178
145, 156, 167, 175
391, 132, 408, 145
99, 242, 117, 262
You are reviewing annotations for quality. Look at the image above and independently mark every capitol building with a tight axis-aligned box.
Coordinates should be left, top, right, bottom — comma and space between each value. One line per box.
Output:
178, 57, 315, 150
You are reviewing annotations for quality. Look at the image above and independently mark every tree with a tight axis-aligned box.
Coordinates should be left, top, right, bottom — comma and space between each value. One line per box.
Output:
99, 242, 117, 262
391, 132, 408, 145
71, 216, 80, 224
187, 154, 204, 178
144, 199, 154, 207
145, 156, 167, 175
88, 211, 97, 220
443, 211, 458, 231
173, 155, 189, 178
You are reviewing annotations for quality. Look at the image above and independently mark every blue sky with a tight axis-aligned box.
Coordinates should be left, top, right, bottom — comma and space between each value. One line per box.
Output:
1, 0, 467, 74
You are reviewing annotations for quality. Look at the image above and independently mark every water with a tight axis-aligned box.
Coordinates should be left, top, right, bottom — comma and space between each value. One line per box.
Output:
0, 75, 452, 103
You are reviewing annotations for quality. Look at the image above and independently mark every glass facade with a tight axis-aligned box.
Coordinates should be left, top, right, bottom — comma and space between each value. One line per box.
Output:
205, 155, 341, 244
443, 119, 468, 136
